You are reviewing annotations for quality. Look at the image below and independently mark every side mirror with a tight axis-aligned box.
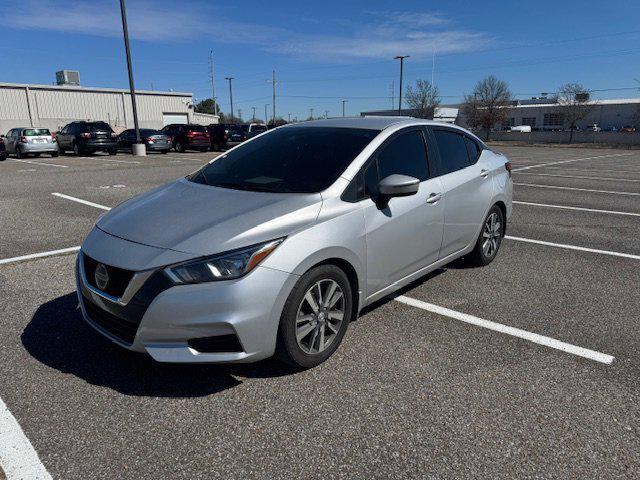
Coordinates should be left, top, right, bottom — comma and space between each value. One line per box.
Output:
378, 174, 420, 198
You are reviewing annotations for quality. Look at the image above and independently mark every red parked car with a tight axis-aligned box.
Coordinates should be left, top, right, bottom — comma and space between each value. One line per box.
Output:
160, 124, 210, 152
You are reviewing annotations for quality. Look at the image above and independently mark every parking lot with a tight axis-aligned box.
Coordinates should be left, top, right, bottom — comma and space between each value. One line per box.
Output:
1, 144, 639, 479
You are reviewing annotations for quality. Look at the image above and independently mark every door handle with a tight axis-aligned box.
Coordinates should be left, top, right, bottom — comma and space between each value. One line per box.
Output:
426, 193, 442, 204
480, 169, 489, 178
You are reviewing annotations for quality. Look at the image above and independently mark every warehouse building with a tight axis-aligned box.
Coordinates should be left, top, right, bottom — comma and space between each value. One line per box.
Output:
362, 97, 640, 131
0, 81, 218, 134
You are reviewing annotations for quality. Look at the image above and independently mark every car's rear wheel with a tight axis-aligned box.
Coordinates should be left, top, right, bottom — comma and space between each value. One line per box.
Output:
276, 265, 352, 369
465, 205, 504, 267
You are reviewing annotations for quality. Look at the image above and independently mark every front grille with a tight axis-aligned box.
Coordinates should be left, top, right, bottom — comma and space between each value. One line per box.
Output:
81, 294, 140, 345
83, 253, 134, 297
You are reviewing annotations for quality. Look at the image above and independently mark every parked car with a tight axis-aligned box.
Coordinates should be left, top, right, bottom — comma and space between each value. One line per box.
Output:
601, 126, 619, 132
4, 127, 59, 158
57, 121, 118, 156
207, 124, 230, 151
160, 124, 210, 152
509, 125, 532, 133
0, 135, 6, 161
224, 124, 245, 145
76, 117, 513, 368
241, 123, 268, 139
118, 129, 171, 153
585, 124, 602, 132
620, 125, 636, 133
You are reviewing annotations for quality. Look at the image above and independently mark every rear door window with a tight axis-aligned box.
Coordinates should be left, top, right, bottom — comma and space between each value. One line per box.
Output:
89, 122, 113, 132
433, 129, 471, 174
464, 136, 482, 164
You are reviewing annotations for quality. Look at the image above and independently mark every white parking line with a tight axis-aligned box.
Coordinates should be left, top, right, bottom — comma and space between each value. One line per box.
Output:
515, 172, 640, 183
0, 246, 81, 266
395, 296, 614, 364
544, 166, 640, 175
10, 159, 68, 168
505, 235, 640, 261
514, 183, 640, 196
512, 153, 633, 172
513, 200, 640, 217
51, 192, 111, 210
0, 397, 52, 479
76, 156, 141, 164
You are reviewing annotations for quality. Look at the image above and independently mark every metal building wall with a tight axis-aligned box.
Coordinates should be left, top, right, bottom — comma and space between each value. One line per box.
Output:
0, 83, 197, 134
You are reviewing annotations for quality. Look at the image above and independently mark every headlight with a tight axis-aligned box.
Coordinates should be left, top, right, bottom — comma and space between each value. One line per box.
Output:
164, 238, 284, 284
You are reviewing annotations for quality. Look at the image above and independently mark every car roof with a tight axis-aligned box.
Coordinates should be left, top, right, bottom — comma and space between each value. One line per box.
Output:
284, 116, 460, 131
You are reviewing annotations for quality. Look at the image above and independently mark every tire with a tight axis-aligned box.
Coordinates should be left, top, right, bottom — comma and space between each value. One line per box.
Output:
276, 265, 353, 369
174, 141, 184, 153
16, 147, 24, 159
73, 143, 81, 156
465, 205, 505, 267
51, 151, 59, 158
34, 153, 41, 157
212, 142, 220, 151
161, 150, 169, 154
108, 149, 117, 156
0, 153, 6, 161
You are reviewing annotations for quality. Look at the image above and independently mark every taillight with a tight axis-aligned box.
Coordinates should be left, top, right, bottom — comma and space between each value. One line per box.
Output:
51, 132, 57, 142
146, 137, 155, 143
80, 132, 91, 139
186, 131, 196, 137
505, 161, 512, 176
20, 136, 28, 143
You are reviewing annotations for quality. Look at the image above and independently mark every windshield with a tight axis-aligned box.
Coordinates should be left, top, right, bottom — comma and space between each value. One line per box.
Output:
252, 125, 267, 133
24, 129, 51, 136
188, 126, 379, 193
140, 129, 160, 136
188, 125, 207, 133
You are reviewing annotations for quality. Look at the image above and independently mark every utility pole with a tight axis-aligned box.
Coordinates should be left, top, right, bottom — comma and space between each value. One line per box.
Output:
271, 70, 277, 124
209, 50, 217, 116
119, 0, 144, 156
309, 108, 314, 119
394, 55, 410, 114
238, 109, 242, 121
264, 104, 269, 124
324, 110, 329, 119
342, 100, 347, 117
225, 77, 234, 119
288, 113, 291, 122
390, 80, 395, 109
252, 106, 256, 121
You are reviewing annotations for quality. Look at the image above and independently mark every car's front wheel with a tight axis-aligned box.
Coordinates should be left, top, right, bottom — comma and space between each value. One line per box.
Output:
466, 205, 505, 267
174, 141, 184, 153
276, 265, 353, 368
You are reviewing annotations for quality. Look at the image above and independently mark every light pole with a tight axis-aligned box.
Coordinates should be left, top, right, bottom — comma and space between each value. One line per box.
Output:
119, 0, 145, 156
264, 104, 269, 124
342, 100, 347, 117
288, 113, 291, 122
310, 108, 314, 119
225, 77, 234, 119
252, 106, 256, 122
394, 55, 410, 114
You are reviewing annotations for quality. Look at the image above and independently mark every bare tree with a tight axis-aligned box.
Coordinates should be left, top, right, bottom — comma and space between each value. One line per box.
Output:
557, 83, 595, 143
461, 75, 512, 140
405, 80, 440, 119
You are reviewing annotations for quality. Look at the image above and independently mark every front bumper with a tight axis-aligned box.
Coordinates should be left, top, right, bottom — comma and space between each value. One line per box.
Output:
75, 234, 298, 363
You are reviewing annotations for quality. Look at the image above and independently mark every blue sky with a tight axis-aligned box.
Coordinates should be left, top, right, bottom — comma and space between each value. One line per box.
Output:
2, 0, 640, 120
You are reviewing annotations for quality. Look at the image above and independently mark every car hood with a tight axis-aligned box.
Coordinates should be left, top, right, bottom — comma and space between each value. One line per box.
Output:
97, 178, 322, 256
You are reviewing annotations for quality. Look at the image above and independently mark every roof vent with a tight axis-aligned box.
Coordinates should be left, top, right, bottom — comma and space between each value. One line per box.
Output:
56, 70, 80, 86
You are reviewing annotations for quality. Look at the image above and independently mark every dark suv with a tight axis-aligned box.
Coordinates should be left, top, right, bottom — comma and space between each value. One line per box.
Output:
160, 124, 210, 152
0, 135, 6, 161
57, 121, 118, 155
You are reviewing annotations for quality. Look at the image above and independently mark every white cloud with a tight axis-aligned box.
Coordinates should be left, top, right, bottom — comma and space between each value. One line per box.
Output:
1, 0, 281, 43
2, 2, 491, 61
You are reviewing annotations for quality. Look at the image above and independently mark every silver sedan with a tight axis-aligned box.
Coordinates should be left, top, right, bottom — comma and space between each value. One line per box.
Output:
76, 117, 513, 368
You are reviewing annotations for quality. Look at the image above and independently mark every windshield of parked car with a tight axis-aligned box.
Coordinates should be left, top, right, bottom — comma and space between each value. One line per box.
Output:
188, 126, 380, 193
252, 125, 267, 133
140, 129, 160, 136
24, 129, 51, 136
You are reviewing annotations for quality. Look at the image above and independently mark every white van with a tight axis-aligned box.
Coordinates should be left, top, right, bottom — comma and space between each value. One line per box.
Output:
509, 125, 532, 133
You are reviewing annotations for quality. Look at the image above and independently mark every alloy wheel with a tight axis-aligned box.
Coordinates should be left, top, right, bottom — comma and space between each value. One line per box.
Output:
482, 212, 502, 258
295, 279, 345, 354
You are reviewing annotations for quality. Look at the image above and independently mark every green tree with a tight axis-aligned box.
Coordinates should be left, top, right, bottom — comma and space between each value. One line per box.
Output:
195, 98, 221, 115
